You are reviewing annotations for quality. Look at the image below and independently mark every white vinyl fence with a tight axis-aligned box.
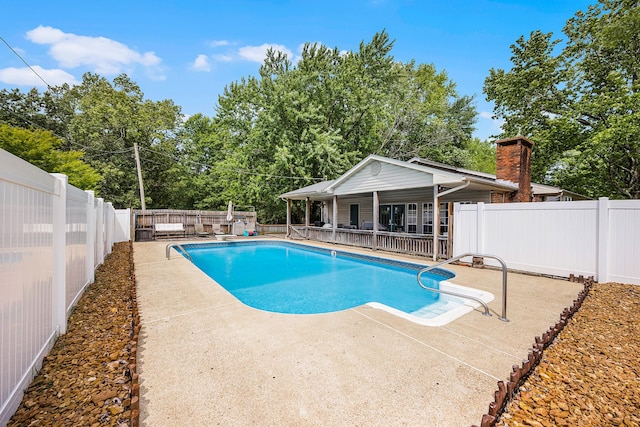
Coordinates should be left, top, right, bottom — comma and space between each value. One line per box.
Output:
453, 198, 640, 284
0, 149, 130, 425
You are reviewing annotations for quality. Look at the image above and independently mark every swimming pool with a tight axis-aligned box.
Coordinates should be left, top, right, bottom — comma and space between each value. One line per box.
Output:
181, 241, 493, 326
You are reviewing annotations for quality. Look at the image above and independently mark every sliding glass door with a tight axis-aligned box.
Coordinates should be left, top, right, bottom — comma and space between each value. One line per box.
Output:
379, 204, 405, 232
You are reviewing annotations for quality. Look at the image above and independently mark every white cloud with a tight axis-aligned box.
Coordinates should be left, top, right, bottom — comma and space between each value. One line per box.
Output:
0, 65, 79, 87
209, 40, 230, 48
479, 111, 505, 137
237, 43, 294, 63
25, 25, 164, 78
212, 54, 232, 62
191, 54, 211, 71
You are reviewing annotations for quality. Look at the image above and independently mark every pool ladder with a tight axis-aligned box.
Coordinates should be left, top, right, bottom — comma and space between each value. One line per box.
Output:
166, 243, 193, 262
417, 253, 509, 322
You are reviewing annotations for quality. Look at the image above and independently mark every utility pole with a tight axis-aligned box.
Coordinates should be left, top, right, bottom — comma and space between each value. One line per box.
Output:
133, 143, 146, 210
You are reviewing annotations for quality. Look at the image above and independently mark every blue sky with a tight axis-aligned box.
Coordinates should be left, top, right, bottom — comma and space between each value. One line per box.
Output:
1, 0, 593, 141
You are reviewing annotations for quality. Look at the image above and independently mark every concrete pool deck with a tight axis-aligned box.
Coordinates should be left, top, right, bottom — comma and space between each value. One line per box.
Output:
134, 239, 585, 426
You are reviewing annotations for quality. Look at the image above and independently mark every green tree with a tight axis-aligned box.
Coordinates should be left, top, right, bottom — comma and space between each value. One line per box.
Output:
484, 0, 640, 198
463, 138, 496, 174
67, 73, 183, 208
175, 113, 227, 209
378, 62, 477, 165
0, 124, 101, 189
0, 86, 74, 141
212, 31, 477, 222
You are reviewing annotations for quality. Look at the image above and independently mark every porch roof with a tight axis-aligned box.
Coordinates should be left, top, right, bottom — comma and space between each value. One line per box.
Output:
279, 179, 336, 200
530, 182, 588, 200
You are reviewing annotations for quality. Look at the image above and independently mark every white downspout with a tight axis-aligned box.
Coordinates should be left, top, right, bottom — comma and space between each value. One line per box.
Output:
373, 191, 379, 251
433, 180, 471, 261
433, 186, 439, 261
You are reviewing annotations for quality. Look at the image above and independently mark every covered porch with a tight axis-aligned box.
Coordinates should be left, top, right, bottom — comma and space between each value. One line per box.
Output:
284, 194, 451, 259
280, 155, 517, 260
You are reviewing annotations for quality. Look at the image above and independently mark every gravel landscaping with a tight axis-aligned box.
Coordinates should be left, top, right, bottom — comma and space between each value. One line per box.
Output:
493, 282, 640, 427
8, 242, 136, 427
6, 242, 639, 426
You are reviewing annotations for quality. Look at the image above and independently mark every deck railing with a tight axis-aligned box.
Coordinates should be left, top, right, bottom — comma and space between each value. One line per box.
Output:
291, 225, 449, 259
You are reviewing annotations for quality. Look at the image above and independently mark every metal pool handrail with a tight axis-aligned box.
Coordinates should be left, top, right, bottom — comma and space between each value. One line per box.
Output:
417, 253, 509, 322
165, 243, 193, 262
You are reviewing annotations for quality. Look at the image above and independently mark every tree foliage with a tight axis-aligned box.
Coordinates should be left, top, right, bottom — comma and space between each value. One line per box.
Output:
67, 73, 184, 208
484, 0, 640, 199
1, 73, 184, 208
0, 124, 101, 189
208, 30, 477, 222
1, 30, 482, 219
463, 138, 496, 174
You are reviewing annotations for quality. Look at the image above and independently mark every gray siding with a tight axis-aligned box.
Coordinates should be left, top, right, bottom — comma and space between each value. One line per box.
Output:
332, 196, 372, 227
333, 161, 433, 196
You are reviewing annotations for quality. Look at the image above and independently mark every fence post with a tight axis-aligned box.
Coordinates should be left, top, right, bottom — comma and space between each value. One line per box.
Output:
51, 173, 68, 334
106, 202, 114, 254
96, 198, 104, 265
597, 197, 609, 283
476, 202, 485, 254
86, 191, 96, 284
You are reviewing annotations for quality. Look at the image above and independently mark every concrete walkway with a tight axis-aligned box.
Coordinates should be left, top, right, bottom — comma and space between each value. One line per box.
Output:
134, 239, 584, 426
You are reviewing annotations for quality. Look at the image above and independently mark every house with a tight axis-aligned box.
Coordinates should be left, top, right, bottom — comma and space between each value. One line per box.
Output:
279, 136, 585, 259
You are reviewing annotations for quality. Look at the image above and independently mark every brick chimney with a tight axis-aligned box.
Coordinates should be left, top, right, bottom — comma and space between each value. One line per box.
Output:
492, 136, 534, 203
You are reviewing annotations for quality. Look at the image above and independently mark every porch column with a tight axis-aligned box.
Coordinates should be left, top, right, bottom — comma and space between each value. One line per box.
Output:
372, 191, 379, 251
286, 198, 291, 238
433, 186, 439, 261
305, 197, 310, 239
332, 195, 338, 243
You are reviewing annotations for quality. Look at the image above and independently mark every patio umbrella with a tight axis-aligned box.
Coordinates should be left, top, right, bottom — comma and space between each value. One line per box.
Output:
226, 201, 233, 222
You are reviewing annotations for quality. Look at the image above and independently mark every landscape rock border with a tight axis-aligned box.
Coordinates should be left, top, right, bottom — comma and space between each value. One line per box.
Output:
473, 276, 594, 427
474, 277, 640, 427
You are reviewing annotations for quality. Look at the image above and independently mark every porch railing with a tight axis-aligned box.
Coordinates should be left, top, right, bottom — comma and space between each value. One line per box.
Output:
290, 225, 449, 259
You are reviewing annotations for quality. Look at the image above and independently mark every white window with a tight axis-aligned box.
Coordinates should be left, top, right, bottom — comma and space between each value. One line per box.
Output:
439, 202, 449, 235
422, 203, 433, 235
407, 203, 417, 233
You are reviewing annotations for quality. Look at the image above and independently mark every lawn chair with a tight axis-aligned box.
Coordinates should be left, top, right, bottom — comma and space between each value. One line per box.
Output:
211, 223, 235, 241
194, 223, 211, 237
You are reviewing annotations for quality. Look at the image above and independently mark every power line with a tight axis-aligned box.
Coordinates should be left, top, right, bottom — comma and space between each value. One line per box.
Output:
140, 145, 326, 181
0, 36, 51, 88
1, 108, 137, 156
3, 106, 326, 181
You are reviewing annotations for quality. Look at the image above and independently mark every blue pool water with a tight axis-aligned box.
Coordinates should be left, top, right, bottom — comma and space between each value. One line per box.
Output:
182, 241, 454, 315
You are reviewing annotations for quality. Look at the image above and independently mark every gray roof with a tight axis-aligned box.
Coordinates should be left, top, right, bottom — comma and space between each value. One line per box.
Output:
279, 179, 336, 200
279, 154, 584, 200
